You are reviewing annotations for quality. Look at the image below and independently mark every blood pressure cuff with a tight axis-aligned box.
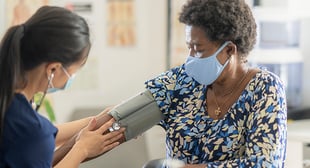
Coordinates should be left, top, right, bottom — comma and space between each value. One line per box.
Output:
108, 89, 165, 141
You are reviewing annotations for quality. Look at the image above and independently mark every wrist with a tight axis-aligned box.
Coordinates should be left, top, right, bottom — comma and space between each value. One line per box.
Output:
72, 141, 88, 160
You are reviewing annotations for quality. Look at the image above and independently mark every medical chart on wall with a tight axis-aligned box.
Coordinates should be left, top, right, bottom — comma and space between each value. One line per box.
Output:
5, 0, 49, 27
106, 0, 136, 47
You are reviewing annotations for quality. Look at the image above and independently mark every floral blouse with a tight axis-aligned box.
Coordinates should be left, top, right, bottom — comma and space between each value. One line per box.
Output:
145, 64, 287, 168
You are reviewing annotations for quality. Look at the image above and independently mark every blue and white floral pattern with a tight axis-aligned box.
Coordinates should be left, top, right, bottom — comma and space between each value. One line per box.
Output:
145, 64, 287, 168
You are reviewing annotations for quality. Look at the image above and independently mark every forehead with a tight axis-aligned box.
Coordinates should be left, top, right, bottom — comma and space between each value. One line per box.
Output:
185, 25, 209, 45
66, 56, 87, 73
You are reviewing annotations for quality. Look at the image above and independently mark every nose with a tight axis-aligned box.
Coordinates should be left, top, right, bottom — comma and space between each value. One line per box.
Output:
188, 48, 195, 57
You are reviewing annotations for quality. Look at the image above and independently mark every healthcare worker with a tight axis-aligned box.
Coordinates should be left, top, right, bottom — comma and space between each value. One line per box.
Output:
0, 6, 124, 168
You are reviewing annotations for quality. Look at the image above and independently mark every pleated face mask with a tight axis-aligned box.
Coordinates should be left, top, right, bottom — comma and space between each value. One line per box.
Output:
47, 66, 76, 93
185, 41, 230, 85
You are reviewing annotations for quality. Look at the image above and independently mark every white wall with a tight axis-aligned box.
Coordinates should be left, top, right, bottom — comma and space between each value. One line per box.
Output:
301, 19, 310, 106
260, 0, 288, 7
0, 0, 4, 37
51, 0, 167, 124
255, 0, 310, 107
50, 1, 169, 165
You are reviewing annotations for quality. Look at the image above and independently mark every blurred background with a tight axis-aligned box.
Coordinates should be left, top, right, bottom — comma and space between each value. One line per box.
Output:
1, 0, 310, 167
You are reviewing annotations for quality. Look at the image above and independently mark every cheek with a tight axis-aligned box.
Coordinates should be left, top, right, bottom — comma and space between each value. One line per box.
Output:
52, 75, 68, 88
67, 62, 85, 74
216, 53, 230, 65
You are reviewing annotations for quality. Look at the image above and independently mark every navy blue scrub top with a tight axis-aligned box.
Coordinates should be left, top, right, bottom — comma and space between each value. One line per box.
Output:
0, 93, 58, 168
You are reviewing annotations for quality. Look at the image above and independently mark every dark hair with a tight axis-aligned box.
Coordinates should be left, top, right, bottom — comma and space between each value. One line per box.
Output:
179, 0, 257, 56
0, 6, 90, 136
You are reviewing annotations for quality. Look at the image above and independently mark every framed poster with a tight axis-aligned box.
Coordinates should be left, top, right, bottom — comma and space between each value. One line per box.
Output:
5, 0, 49, 27
106, 0, 136, 47
0, 0, 49, 37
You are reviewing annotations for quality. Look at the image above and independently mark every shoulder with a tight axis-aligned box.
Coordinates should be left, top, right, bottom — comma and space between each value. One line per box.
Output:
255, 69, 283, 84
145, 65, 184, 85
250, 69, 285, 93
145, 65, 180, 92
4, 94, 57, 140
145, 64, 200, 90
245, 69, 286, 112
0, 94, 57, 167
5, 94, 37, 124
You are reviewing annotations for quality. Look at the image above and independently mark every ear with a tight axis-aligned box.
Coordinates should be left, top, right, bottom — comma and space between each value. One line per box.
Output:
45, 62, 62, 78
225, 42, 238, 58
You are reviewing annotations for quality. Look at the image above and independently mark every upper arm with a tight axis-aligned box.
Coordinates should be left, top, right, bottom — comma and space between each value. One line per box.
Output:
145, 70, 177, 116
245, 74, 287, 166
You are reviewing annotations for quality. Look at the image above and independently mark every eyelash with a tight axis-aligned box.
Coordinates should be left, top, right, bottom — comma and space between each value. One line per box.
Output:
194, 52, 203, 58
187, 45, 205, 57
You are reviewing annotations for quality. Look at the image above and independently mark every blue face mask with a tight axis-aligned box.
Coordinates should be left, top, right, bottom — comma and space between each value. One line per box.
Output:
47, 67, 76, 93
185, 41, 230, 85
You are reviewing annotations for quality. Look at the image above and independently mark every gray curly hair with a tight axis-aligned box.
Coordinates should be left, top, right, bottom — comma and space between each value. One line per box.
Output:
179, 0, 257, 57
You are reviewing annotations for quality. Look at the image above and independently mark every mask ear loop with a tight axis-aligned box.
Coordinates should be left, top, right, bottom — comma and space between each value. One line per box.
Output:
35, 73, 54, 111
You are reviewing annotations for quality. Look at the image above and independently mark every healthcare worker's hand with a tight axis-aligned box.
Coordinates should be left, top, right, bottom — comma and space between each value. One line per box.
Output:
95, 106, 126, 143
74, 117, 125, 159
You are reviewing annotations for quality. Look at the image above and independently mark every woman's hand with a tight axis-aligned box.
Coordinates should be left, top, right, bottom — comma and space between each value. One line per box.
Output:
74, 117, 125, 159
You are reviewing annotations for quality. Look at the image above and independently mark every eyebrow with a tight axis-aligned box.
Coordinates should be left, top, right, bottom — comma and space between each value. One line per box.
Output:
186, 42, 203, 47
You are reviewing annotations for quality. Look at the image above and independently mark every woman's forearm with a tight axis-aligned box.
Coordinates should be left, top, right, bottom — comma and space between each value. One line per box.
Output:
53, 134, 78, 166
52, 111, 125, 166
55, 107, 112, 146
54, 142, 87, 168
53, 117, 124, 168
55, 117, 91, 146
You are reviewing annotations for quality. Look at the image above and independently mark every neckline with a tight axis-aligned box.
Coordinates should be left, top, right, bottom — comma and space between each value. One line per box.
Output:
204, 69, 261, 122
210, 68, 250, 118
14, 93, 36, 110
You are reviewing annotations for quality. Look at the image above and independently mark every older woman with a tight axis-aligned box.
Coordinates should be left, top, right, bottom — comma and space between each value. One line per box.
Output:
145, 0, 287, 167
